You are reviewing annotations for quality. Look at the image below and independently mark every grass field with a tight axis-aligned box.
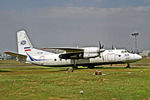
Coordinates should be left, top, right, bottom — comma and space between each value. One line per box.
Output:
0, 65, 150, 100
0, 60, 32, 66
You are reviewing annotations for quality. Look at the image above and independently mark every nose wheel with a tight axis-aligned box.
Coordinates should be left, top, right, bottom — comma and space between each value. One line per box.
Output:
126, 63, 130, 68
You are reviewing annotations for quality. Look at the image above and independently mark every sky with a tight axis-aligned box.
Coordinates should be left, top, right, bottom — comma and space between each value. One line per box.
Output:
0, 0, 150, 53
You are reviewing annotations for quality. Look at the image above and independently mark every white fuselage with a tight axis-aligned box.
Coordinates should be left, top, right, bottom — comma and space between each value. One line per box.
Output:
26, 48, 142, 67
8, 30, 142, 68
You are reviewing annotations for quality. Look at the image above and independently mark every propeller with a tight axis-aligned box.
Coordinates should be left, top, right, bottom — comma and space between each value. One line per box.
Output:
98, 41, 105, 56
99, 41, 104, 49
130, 48, 134, 53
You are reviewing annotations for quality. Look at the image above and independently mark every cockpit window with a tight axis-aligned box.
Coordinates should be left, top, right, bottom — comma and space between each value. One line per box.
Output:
121, 51, 125, 53
121, 50, 128, 53
127, 50, 132, 53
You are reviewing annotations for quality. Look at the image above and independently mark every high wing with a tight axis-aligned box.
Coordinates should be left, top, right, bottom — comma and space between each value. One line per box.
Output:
40, 47, 105, 59
41, 47, 84, 59
5, 52, 27, 61
41, 47, 83, 53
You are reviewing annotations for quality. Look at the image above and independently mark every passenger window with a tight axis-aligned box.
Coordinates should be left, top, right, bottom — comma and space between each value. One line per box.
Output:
54, 59, 57, 61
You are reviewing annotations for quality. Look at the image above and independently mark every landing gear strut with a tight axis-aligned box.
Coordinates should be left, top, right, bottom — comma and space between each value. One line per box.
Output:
126, 63, 130, 68
72, 59, 78, 69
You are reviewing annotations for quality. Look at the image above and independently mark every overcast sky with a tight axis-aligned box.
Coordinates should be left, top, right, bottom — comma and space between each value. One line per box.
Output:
0, 0, 150, 53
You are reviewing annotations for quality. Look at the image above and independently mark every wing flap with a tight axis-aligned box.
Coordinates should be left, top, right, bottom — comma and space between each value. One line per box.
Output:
41, 47, 84, 53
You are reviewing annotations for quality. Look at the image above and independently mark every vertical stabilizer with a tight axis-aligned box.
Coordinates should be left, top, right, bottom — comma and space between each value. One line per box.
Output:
17, 30, 33, 55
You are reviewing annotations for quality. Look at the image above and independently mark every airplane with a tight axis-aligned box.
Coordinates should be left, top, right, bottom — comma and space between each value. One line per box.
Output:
5, 30, 142, 69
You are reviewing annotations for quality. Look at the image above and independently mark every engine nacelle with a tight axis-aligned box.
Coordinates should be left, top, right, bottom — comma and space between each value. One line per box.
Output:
83, 47, 99, 58
83, 47, 99, 53
59, 47, 105, 59
83, 52, 99, 58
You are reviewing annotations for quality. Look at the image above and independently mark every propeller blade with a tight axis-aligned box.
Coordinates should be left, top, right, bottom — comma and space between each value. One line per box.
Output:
98, 41, 104, 49
98, 41, 105, 56
99, 41, 101, 49
98, 41, 101, 56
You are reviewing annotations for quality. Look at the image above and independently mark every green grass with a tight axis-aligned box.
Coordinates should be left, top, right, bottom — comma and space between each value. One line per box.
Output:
0, 60, 32, 66
0, 57, 150, 66
137, 57, 150, 63
0, 66, 150, 100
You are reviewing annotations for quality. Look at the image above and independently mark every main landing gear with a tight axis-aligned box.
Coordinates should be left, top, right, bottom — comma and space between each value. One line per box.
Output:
72, 59, 78, 69
88, 66, 95, 69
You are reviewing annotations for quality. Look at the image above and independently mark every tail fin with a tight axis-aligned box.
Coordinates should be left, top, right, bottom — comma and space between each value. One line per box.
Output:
17, 30, 33, 55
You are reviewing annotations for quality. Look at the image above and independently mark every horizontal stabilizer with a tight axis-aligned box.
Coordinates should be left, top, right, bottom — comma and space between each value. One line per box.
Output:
5, 52, 27, 60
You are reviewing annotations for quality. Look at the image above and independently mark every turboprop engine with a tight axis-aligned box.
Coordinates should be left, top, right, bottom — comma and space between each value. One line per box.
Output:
83, 47, 105, 58
58, 42, 105, 59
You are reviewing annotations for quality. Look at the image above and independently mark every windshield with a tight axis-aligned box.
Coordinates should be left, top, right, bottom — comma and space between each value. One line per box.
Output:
121, 50, 128, 53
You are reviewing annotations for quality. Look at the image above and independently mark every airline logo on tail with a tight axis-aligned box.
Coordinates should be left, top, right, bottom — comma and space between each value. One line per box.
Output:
21, 40, 26, 45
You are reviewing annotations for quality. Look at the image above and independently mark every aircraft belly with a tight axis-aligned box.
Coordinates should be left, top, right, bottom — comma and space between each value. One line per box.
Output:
71, 59, 90, 64
90, 57, 104, 64
46, 59, 71, 66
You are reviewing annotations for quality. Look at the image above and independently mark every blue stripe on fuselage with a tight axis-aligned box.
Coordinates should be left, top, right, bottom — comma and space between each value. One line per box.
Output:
26, 53, 37, 61
26, 53, 48, 61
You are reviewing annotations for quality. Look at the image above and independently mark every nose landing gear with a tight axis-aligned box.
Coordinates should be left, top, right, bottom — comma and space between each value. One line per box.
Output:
126, 63, 130, 68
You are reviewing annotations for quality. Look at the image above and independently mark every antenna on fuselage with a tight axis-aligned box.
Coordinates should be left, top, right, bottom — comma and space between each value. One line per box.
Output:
112, 45, 116, 50
112, 45, 114, 49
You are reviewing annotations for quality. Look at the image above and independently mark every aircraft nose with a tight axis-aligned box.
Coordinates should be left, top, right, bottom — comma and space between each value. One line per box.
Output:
135, 54, 142, 61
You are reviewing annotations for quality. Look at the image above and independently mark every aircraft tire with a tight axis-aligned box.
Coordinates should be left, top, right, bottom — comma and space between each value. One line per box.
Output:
88, 66, 95, 69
